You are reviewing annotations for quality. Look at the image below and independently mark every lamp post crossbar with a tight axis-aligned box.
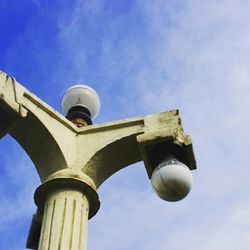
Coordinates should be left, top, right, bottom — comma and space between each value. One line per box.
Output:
0, 70, 196, 249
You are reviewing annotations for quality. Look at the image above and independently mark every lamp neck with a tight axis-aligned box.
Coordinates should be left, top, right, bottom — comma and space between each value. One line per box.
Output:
66, 106, 92, 127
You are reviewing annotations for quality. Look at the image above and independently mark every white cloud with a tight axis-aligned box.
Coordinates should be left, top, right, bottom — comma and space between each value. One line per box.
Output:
2, 0, 250, 249
86, 1, 250, 249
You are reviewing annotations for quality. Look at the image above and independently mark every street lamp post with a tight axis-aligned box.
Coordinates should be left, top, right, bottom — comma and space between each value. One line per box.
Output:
0, 70, 196, 250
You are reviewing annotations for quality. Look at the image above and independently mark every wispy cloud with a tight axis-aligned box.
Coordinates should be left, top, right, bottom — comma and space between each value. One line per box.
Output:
1, 0, 250, 249
85, 1, 250, 249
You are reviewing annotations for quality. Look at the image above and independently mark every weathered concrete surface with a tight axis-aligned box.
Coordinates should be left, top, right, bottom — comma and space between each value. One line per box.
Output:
0, 70, 196, 185
0, 70, 196, 249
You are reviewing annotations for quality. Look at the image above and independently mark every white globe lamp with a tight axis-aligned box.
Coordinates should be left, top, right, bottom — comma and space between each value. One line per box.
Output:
61, 84, 100, 126
151, 157, 193, 202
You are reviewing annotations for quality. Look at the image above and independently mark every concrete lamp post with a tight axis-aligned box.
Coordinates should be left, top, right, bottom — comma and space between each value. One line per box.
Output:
0, 70, 196, 250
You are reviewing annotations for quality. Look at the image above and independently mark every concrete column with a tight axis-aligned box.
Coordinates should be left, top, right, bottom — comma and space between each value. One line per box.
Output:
38, 188, 89, 250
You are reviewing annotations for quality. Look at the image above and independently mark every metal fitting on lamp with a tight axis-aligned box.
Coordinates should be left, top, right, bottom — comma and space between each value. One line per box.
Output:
66, 106, 92, 126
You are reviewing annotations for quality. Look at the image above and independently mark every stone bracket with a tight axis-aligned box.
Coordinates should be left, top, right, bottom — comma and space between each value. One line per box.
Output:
137, 122, 196, 178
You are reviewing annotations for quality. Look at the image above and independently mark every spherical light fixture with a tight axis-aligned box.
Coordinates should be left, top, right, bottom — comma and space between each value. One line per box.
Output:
61, 84, 101, 126
151, 157, 193, 202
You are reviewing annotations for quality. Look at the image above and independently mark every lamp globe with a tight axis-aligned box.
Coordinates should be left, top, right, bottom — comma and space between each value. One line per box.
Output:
61, 84, 100, 125
151, 157, 193, 202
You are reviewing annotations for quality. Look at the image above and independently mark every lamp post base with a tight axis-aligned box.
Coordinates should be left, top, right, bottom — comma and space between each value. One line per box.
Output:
38, 188, 89, 250
28, 170, 100, 250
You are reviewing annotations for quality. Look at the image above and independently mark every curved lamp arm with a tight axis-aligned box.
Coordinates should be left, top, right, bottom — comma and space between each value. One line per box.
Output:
0, 70, 196, 185
0, 71, 76, 181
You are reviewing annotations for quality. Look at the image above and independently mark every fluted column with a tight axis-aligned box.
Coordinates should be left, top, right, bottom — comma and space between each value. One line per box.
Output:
33, 170, 100, 250
38, 188, 89, 250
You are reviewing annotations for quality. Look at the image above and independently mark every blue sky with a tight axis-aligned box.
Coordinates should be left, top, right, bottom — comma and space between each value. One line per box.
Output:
1, 0, 250, 249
